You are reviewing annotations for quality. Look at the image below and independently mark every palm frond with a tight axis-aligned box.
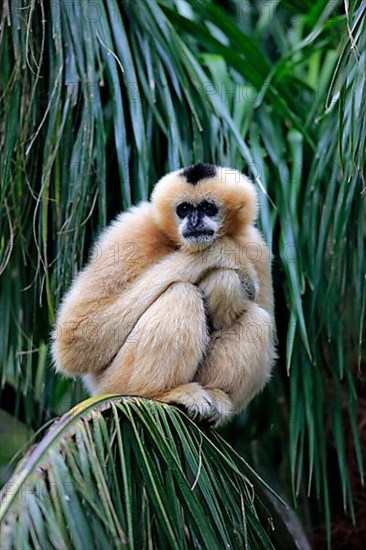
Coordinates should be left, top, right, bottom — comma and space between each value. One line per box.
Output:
0, 396, 308, 549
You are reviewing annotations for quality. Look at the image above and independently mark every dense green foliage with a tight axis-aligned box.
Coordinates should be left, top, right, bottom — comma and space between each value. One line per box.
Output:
0, 396, 308, 549
0, 0, 365, 546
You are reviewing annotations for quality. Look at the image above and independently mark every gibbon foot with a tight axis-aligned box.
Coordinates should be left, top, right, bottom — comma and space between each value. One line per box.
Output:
160, 382, 220, 425
160, 383, 234, 427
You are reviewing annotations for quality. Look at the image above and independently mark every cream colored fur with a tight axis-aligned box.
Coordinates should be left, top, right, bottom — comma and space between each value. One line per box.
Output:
52, 166, 276, 426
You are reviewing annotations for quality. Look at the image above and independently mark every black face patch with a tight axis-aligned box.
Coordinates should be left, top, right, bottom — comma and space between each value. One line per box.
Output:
176, 202, 194, 219
181, 163, 216, 185
197, 200, 219, 217
176, 200, 219, 219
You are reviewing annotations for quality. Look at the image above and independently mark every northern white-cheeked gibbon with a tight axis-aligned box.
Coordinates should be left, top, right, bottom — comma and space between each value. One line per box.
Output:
52, 163, 276, 426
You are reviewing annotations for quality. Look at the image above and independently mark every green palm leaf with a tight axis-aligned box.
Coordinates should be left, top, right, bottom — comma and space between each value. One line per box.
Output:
0, 397, 308, 549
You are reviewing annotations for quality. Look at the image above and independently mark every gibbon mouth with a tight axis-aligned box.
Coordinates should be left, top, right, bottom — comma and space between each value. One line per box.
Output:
183, 229, 215, 239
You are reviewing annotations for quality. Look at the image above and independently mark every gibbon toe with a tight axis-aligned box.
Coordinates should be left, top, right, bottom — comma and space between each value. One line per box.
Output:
205, 388, 234, 428
163, 382, 219, 424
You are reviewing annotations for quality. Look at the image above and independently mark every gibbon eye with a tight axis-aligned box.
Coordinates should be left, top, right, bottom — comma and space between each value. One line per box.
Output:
198, 200, 219, 217
176, 202, 193, 219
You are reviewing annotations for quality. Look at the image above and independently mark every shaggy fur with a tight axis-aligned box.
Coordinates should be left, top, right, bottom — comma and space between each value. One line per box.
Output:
52, 165, 276, 426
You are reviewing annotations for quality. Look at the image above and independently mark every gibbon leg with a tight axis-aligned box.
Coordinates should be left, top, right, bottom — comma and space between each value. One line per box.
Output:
89, 282, 218, 420
196, 302, 276, 426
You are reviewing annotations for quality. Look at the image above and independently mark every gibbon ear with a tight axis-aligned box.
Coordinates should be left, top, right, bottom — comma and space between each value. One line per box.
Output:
237, 174, 259, 224
151, 169, 184, 243
214, 167, 258, 236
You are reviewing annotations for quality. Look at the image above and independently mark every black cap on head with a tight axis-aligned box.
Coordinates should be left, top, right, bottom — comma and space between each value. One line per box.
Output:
181, 163, 216, 185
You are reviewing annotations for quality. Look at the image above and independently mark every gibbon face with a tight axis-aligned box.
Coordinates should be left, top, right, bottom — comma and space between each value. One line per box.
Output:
175, 198, 220, 246
151, 163, 258, 250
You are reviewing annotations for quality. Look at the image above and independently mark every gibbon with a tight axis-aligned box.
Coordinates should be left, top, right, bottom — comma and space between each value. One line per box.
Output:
52, 163, 276, 426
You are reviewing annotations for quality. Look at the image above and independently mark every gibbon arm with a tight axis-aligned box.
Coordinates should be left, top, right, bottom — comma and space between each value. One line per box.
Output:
52, 219, 242, 377
196, 228, 276, 423
198, 266, 258, 330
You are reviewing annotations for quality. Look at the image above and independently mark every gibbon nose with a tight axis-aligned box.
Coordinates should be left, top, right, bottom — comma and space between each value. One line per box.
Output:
189, 210, 200, 228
